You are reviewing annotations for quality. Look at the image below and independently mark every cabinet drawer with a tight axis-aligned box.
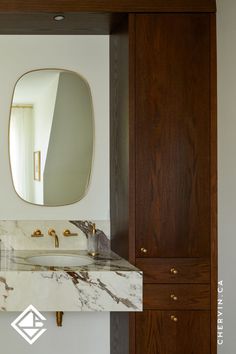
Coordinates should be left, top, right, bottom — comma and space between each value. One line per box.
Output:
136, 310, 211, 354
136, 258, 210, 283
144, 284, 210, 310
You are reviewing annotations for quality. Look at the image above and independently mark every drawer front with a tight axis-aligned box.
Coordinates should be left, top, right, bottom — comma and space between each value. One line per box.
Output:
144, 284, 210, 310
136, 310, 211, 354
136, 258, 210, 283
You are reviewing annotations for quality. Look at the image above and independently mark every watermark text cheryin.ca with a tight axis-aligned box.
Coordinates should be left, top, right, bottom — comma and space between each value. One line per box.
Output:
218, 280, 223, 346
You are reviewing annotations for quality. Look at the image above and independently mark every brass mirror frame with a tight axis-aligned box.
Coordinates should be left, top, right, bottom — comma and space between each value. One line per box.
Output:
8, 68, 95, 207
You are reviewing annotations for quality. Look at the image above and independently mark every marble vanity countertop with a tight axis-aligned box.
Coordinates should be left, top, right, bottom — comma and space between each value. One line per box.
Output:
0, 249, 142, 312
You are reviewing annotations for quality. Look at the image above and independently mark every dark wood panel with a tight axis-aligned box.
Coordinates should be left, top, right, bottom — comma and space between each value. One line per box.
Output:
136, 310, 175, 354
110, 18, 129, 259
210, 13, 218, 354
0, 0, 216, 13
110, 313, 129, 354
128, 16, 136, 354
110, 15, 132, 354
144, 284, 210, 310
128, 14, 136, 265
0, 13, 125, 34
136, 258, 210, 283
136, 310, 211, 354
135, 14, 211, 258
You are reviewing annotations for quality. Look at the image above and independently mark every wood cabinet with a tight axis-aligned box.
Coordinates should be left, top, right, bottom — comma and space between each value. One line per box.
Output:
130, 12, 215, 354
135, 14, 211, 259
136, 258, 210, 283
143, 284, 210, 310
110, 7, 216, 354
136, 311, 211, 354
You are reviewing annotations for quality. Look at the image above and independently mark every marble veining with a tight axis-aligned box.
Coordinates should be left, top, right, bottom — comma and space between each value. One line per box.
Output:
0, 220, 110, 251
0, 249, 142, 312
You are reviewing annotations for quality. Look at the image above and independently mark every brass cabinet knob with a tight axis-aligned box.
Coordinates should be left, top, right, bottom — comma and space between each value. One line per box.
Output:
31, 229, 44, 237
140, 247, 147, 254
63, 229, 78, 237
170, 294, 178, 301
170, 267, 178, 275
170, 315, 178, 322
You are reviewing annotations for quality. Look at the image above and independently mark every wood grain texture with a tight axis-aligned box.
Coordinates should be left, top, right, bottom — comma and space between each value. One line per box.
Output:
128, 14, 136, 265
210, 13, 218, 354
136, 258, 210, 284
0, 12, 125, 34
136, 310, 211, 354
110, 18, 129, 259
128, 15, 136, 354
110, 16, 130, 354
144, 284, 210, 310
135, 14, 211, 258
0, 0, 216, 13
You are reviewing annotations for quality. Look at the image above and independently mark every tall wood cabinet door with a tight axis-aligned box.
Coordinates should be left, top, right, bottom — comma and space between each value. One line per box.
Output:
135, 14, 211, 258
136, 310, 211, 354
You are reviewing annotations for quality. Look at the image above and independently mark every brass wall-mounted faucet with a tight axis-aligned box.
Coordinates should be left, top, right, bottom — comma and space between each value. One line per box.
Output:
48, 229, 59, 248
63, 229, 78, 237
31, 229, 44, 237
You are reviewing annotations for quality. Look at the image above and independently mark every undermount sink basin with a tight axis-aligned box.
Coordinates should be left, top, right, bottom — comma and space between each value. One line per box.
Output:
26, 254, 94, 267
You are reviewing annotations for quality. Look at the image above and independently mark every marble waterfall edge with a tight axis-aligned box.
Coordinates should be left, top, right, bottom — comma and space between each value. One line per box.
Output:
0, 221, 142, 311
0, 250, 142, 312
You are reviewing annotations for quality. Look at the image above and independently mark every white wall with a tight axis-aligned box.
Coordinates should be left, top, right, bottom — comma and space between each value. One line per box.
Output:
0, 35, 109, 220
0, 312, 109, 354
0, 36, 109, 354
217, 0, 235, 352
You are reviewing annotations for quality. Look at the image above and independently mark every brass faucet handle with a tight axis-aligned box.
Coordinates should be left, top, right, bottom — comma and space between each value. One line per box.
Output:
31, 229, 44, 237
48, 228, 56, 236
63, 229, 78, 237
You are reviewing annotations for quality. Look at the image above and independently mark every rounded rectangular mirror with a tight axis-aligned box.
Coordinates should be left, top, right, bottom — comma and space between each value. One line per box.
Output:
9, 69, 94, 206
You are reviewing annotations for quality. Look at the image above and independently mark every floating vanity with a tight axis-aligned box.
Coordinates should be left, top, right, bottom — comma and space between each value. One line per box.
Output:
0, 249, 142, 312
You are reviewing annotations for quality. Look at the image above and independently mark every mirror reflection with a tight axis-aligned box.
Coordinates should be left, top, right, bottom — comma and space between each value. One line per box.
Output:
9, 69, 94, 206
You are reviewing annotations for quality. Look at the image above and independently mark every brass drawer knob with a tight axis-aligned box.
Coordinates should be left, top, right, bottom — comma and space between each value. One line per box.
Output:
170, 294, 178, 301
31, 229, 44, 237
171, 315, 178, 322
140, 247, 147, 254
170, 268, 178, 275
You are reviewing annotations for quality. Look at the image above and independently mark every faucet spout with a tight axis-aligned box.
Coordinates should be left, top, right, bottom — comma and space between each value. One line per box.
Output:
54, 234, 59, 248
48, 229, 59, 248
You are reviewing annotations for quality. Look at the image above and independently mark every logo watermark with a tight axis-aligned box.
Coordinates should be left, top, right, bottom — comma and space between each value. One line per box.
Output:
218, 280, 224, 346
11, 305, 47, 344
